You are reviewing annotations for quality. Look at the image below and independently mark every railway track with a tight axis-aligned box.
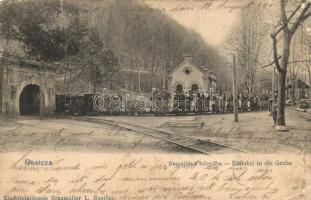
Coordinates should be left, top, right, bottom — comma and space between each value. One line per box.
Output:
63, 116, 245, 154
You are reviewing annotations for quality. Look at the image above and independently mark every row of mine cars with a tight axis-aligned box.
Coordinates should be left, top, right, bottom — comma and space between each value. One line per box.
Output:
55, 91, 270, 116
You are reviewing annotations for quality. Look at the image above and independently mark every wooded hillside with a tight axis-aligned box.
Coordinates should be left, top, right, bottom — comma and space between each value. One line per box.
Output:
0, 0, 226, 93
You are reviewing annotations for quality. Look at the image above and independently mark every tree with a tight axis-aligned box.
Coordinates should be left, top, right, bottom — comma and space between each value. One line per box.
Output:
78, 29, 103, 93
304, 45, 311, 101
0, 0, 87, 62
78, 30, 119, 93
271, 0, 311, 127
300, 23, 311, 102
1, 0, 61, 61
0, 0, 120, 93
288, 27, 306, 105
101, 49, 119, 90
226, 7, 269, 96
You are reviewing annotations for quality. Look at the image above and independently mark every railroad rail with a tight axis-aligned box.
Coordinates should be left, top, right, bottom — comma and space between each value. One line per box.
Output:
63, 116, 245, 154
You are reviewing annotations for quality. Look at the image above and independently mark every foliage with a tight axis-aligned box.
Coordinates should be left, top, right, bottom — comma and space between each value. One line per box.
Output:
0, 0, 225, 93
78, 30, 119, 91
0, 0, 88, 62
82, 0, 226, 92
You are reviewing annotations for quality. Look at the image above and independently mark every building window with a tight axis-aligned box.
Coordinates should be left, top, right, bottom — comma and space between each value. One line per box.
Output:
176, 84, 183, 94
191, 84, 199, 94
183, 67, 192, 75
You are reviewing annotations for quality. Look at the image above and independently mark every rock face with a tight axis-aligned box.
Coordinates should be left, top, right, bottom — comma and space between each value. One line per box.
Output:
0, 57, 56, 116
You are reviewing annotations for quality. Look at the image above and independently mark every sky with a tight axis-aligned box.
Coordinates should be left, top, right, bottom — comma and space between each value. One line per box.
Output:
142, 0, 241, 47
142, 0, 311, 48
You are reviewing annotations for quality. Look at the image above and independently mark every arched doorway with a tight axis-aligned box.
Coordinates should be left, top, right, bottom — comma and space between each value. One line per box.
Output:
191, 84, 199, 94
176, 84, 183, 94
19, 84, 41, 115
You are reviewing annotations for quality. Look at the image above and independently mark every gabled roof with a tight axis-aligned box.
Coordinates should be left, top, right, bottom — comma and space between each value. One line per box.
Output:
168, 57, 208, 74
286, 79, 310, 89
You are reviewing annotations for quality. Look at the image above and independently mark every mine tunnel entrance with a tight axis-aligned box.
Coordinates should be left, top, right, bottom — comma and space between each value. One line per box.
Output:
19, 84, 41, 116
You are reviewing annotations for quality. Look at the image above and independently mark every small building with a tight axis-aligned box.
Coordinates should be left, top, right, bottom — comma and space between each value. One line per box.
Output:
286, 78, 310, 101
167, 54, 216, 94
0, 57, 56, 116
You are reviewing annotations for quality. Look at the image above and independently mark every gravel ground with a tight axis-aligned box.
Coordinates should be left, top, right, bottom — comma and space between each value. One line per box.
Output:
0, 109, 310, 154
0, 117, 197, 154
92, 109, 311, 154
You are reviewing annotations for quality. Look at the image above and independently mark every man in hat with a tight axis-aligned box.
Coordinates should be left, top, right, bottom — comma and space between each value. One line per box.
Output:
272, 94, 278, 126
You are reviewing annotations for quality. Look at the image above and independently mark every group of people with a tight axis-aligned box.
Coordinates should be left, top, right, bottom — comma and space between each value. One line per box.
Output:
152, 89, 279, 122
134, 88, 279, 125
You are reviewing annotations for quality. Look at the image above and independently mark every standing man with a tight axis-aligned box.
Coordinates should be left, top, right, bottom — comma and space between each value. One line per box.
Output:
272, 94, 278, 126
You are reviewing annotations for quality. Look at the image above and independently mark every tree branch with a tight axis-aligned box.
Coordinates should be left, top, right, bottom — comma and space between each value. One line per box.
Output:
271, 33, 283, 72
272, 2, 301, 36
290, 1, 311, 35
261, 56, 282, 68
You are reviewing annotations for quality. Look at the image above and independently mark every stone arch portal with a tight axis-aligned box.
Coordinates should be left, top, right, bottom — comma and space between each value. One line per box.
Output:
19, 84, 42, 116
14, 79, 50, 116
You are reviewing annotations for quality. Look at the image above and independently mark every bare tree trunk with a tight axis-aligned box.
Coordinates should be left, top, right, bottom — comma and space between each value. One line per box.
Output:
276, 29, 291, 126
292, 79, 296, 107
151, 61, 155, 89
274, 0, 311, 127
308, 64, 311, 101
63, 64, 67, 93
93, 67, 96, 93
226, 7, 267, 96
71, 65, 78, 91
277, 71, 287, 126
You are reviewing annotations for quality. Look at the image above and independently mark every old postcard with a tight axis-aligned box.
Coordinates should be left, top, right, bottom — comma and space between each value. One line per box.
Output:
0, 0, 310, 199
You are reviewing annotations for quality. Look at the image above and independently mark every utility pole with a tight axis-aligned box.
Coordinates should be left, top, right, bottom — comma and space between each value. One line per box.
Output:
0, 46, 3, 113
138, 64, 141, 94
0, 60, 4, 114
40, 89, 44, 118
232, 54, 238, 122
163, 59, 166, 91
93, 66, 97, 93
308, 47, 311, 103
